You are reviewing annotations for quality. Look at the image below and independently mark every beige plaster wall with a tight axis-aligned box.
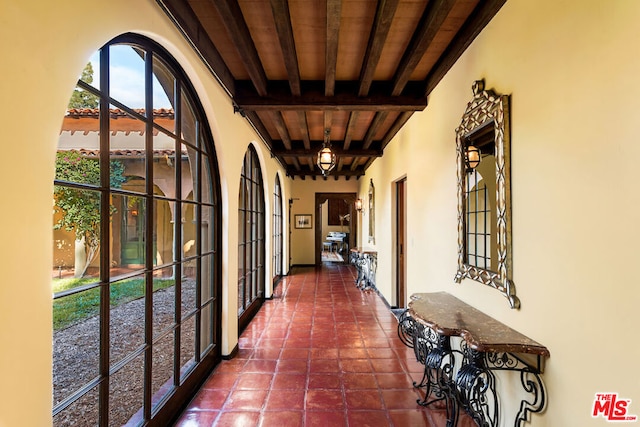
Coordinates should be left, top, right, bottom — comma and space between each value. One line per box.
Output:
360, 0, 640, 425
0, 1, 286, 425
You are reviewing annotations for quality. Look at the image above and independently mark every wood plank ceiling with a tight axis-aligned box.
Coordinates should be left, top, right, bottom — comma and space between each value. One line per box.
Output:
157, 0, 506, 179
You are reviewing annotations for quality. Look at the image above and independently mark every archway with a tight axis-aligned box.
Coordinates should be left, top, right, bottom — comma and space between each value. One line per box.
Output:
314, 192, 357, 265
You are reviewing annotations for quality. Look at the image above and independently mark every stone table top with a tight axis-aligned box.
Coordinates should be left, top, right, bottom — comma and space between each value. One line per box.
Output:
408, 292, 550, 357
350, 247, 377, 255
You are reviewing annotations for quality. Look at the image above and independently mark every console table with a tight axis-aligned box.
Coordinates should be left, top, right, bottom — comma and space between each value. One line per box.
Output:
349, 247, 377, 290
398, 292, 550, 426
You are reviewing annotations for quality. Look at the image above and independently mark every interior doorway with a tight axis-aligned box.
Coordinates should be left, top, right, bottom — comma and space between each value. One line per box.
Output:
315, 193, 357, 265
395, 178, 407, 308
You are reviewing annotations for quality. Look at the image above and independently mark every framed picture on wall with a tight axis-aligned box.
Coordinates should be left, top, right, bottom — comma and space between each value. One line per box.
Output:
294, 214, 312, 229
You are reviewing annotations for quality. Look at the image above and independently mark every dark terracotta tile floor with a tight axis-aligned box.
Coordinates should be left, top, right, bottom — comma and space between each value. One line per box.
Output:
174, 264, 474, 426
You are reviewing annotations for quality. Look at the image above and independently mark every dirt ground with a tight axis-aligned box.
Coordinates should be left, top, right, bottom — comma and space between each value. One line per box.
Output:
53, 281, 196, 426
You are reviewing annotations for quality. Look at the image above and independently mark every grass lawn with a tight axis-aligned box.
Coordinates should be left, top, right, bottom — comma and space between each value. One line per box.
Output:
52, 276, 175, 331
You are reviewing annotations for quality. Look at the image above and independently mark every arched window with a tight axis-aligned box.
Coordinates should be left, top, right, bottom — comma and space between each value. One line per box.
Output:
237, 145, 265, 331
52, 33, 222, 426
272, 175, 284, 283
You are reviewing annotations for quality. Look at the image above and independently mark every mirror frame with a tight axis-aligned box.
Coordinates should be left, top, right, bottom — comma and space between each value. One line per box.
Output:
454, 80, 520, 309
368, 179, 375, 244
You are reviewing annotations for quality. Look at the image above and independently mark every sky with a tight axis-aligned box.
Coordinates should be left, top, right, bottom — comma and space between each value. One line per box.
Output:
85, 46, 173, 110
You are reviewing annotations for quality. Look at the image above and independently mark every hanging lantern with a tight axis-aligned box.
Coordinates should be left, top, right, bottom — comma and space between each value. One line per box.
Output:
317, 129, 336, 176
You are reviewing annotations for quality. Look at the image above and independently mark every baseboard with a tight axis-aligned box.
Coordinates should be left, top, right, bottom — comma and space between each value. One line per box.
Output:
272, 274, 283, 288
222, 344, 239, 360
378, 293, 392, 309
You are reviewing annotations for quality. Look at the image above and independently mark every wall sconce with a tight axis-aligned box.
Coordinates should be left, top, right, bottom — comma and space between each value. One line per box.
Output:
317, 129, 336, 176
355, 198, 363, 212
464, 144, 481, 171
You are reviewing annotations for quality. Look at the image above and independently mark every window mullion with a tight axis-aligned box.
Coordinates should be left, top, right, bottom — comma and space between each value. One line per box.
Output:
98, 44, 111, 427
173, 80, 183, 383
143, 47, 154, 422
194, 119, 202, 359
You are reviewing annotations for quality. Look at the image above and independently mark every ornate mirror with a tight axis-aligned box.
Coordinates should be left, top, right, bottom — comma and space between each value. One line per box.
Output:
454, 80, 519, 309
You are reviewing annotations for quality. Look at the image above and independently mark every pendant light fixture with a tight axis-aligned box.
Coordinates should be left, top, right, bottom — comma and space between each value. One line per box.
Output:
317, 129, 336, 176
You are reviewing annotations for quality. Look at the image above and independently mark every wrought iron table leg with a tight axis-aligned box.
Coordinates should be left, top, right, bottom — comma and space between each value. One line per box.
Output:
456, 347, 498, 427
485, 352, 547, 427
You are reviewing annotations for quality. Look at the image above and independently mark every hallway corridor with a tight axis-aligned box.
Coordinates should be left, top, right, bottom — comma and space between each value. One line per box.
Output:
175, 263, 472, 426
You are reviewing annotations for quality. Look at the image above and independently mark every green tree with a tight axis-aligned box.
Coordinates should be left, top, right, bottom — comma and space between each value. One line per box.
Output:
54, 151, 126, 277
68, 62, 99, 109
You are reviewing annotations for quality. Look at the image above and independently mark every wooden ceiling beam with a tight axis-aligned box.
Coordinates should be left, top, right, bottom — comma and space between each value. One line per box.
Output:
380, 111, 414, 150
342, 112, 359, 150
156, 0, 235, 95
235, 95, 426, 111
359, 0, 400, 97
362, 111, 389, 149
298, 111, 311, 150
391, 0, 456, 96
349, 157, 361, 172
291, 157, 301, 171
287, 167, 365, 178
273, 146, 382, 157
322, 0, 342, 148
270, 0, 310, 149
239, 79, 426, 94
323, 110, 333, 151
270, 0, 301, 96
325, 0, 341, 96
211, 0, 268, 96
362, 156, 376, 171
424, 0, 507, 96
271, 111, 293, 150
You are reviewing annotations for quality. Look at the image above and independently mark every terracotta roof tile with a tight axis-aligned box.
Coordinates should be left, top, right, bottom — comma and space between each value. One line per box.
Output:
61, 108, 176, 135
65, 108, 175, 119
58, 148, 187, 158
